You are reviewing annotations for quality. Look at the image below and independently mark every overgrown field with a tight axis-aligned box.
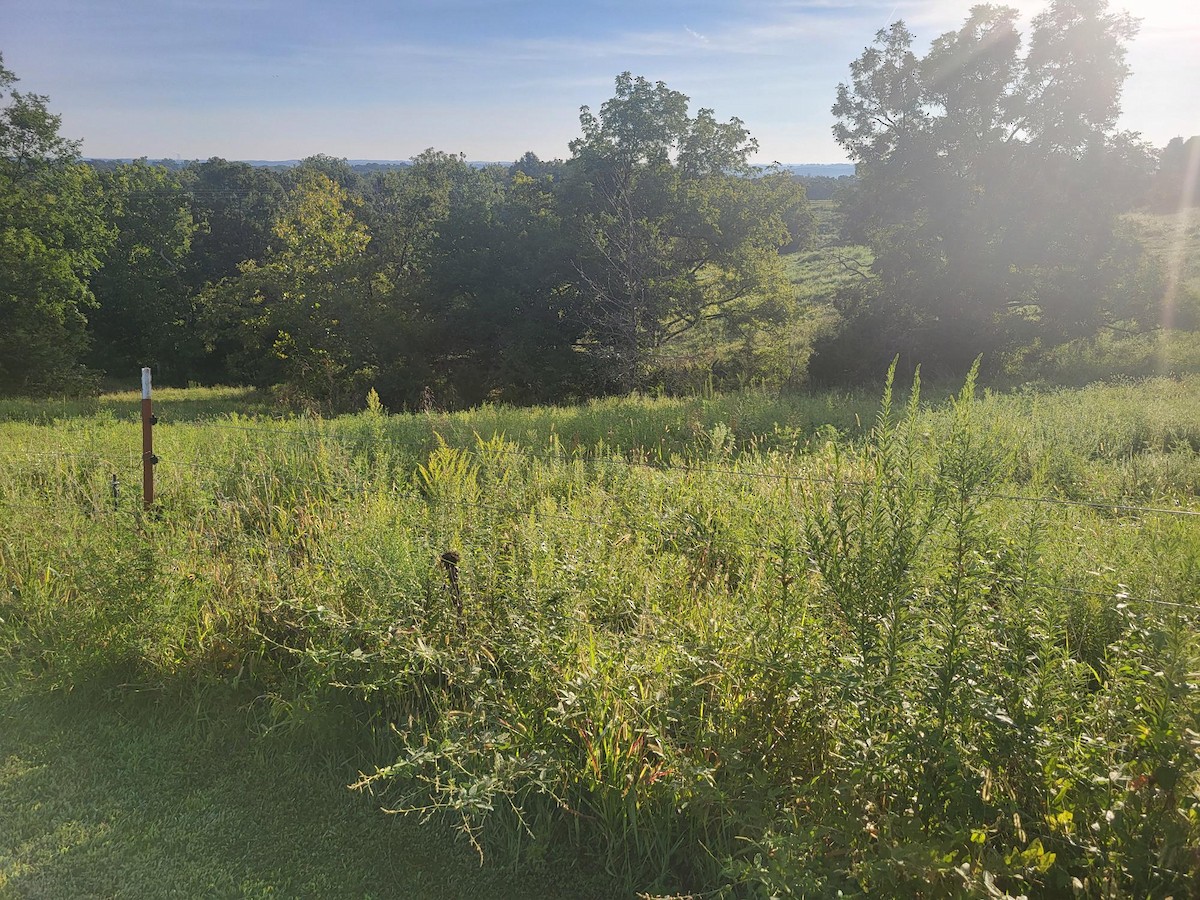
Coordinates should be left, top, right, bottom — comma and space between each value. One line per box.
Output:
2, 371, 1199, 897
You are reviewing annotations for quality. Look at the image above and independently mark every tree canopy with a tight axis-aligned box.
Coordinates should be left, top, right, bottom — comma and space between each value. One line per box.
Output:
565, 74, 811, 390
826, 0, 1158, 378
0, 53, 112, 392
0, 22, 1186, 404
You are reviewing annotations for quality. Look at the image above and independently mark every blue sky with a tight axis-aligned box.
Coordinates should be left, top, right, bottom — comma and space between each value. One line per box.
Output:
3, 0, 1197, 163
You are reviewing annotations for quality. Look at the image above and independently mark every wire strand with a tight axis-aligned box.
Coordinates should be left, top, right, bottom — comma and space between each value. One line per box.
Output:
134, 419, 1200, 520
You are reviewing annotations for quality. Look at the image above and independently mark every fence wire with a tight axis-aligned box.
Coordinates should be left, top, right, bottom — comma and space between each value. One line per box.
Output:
2, 410, 1197, 891
4, 450, 1197, 619
4, 412, 1200, 622
105, 414, 1200, 520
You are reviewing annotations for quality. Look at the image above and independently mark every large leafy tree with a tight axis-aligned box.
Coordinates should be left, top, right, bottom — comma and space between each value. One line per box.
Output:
829, 1, 1157, 376
200, 170, 373, 408
179, 158, 286, 382
564, 73, 810, 391
355, 150, 477, 405
427, 165, 586, 405
0, 54, 112, 393
88, 160, 199, 382
184, 157, 285, 291
1146, 136, 1200, 212
362, 149, 468, 286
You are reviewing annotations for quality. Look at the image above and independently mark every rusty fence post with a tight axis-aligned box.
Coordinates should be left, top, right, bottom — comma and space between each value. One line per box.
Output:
141, 367, 158, 508
441, 550, 464, 636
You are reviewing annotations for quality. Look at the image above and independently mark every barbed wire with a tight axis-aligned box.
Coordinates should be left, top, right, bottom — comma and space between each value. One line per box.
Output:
457, 443, 1200, 519
162, 420, 317, 435
274, 547, 1199, 884
2, 450, 1197, 883
4, 402, 1196, 885
264, 512, 1200, 692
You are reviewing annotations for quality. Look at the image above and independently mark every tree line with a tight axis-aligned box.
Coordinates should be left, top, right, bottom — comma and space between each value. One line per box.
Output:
2, 0, 1195, 408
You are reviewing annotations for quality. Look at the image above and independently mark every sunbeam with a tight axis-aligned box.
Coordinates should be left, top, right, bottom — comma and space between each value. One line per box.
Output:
1159, 136, 1200, 371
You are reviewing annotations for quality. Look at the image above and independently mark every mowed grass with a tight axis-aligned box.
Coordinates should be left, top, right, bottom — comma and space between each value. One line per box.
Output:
0, 665, 604, 899
1, 373, 1199, 896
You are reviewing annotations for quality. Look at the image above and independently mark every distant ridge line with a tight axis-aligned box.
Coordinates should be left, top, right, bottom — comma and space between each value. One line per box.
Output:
84, 157, 855, 177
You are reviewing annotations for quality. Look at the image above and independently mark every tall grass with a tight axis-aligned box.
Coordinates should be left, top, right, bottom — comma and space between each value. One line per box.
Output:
1, 374, 1198, 896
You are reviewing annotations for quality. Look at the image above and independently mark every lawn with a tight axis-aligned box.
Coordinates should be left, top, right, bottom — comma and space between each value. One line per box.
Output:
0, 663, 604, 899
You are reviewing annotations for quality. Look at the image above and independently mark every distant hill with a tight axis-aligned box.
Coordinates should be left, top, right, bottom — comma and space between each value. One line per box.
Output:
85, 158, 856, 176
776, 163, 855, 178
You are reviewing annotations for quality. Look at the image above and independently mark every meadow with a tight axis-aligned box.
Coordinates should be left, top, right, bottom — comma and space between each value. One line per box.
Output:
2, 370, 1199, 897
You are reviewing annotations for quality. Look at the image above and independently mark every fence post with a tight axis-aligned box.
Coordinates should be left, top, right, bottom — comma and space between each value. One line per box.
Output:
441, 550, 465, 636
141, 367, 157, 508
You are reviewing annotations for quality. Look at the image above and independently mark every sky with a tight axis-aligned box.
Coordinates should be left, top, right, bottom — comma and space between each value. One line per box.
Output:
2, 0, 1197, 164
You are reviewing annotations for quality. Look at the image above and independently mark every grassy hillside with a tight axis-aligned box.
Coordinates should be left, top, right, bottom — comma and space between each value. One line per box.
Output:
2, 376, 1199, 896
779, 204, 1200, 388
1129, 208, 1200, 302
1016, 209, 1200, 385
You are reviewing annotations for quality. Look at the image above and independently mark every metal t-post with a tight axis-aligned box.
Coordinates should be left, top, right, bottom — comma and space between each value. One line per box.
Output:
141, 367, 156, 508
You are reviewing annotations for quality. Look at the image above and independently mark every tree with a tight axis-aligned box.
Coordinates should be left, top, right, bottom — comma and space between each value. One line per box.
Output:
828, 1, 1156, 377
200, 171, 373, 408
426, 165, 586, 405
564, 73, 810, 391
353, 150, 477, 406
88, 161, 199, 382
184, 157, 285, 291
361, 149, 469, 282
289, 154, 361, 195
0, 54, 112, 393
1146, 136, 1200, 211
